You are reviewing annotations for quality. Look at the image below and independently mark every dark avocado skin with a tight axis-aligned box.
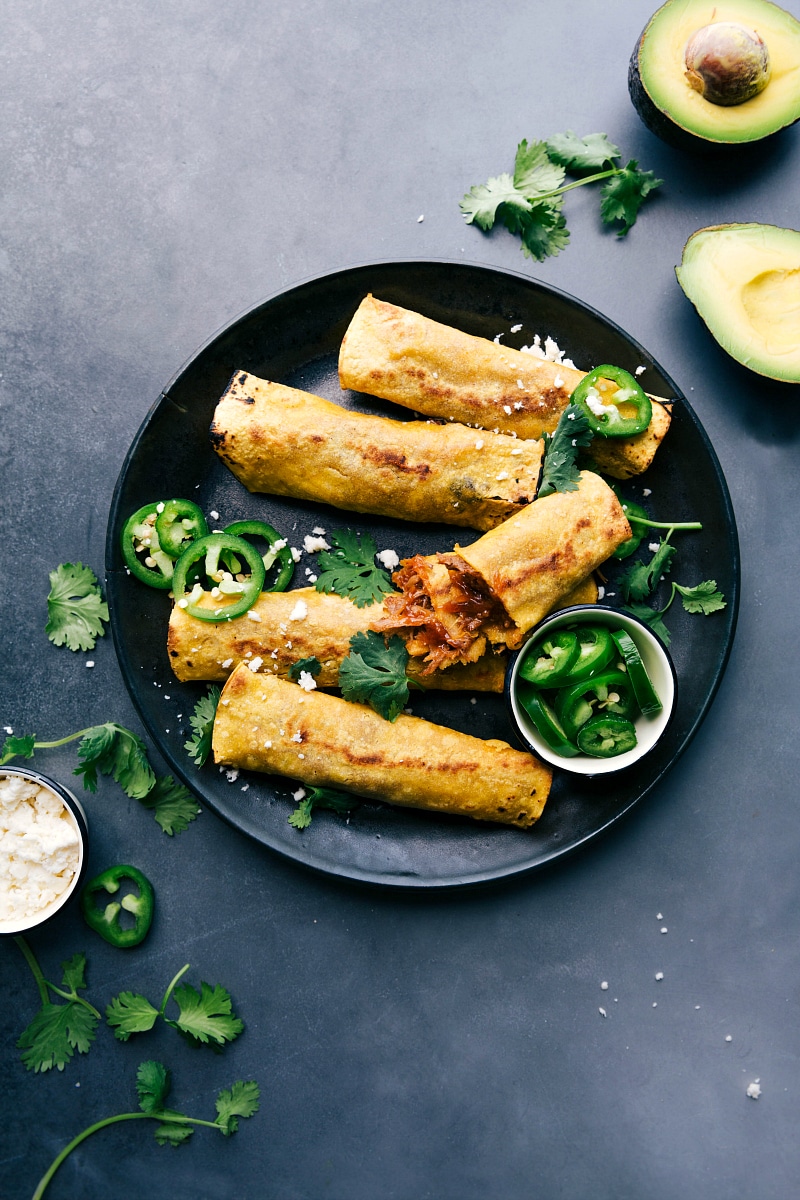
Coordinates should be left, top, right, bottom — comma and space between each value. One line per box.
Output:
628, 28, 800, 152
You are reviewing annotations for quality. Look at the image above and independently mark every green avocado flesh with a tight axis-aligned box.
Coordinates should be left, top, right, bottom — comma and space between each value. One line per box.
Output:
631, 0, 800, 145
676, 223, 800, 382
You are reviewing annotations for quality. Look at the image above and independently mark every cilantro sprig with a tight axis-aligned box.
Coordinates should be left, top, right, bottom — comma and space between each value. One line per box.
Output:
0, 723, 200, 835
31, 1061, 259, 1200
461, 132, 662, 261
338, 630, 420, 722
45, 562, 109, 651
14, 940, 101, 1074
537, 403, 594, 497
105, 962, 244, 1049
184, 685, 221, 766
288, 784, 357, 829
618, 538, 726, 644
314, 529, 395, 607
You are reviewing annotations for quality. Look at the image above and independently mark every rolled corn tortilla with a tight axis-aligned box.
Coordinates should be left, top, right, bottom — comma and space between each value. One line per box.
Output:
374, 471, 629, 671
209, 372, 544, 530
212, 666, 552, 828
338, 294, 671, 479
167, 578, 598, 688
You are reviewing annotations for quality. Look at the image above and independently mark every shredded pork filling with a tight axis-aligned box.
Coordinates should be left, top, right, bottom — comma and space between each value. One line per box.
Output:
371, 553, 515, 673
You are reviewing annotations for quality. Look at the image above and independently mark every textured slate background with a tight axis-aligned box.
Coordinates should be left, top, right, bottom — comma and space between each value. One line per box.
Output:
2, 2, 799, 1197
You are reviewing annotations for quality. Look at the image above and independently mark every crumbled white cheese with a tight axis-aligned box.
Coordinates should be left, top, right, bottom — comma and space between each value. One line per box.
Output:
635, 365, 646, 376
643, 488, 652, 497
513, 401, 524, 410
297, 671, 317, 692
655, 971, 664, 981
725, 1035, 733, 1043
289, 599, 308, 621
291, 732, 303, 743
377, 549, 400, 571
648, 543, 660, 553
290, 546, 302, 563
600, 981, 609, 990
293, 787, 306, 801
516, 379, 524, 389
263, 740, 273, 749
511, 447, 523, 455
247, 656, 263, 672
496, 471, 509, 481
474, 439, 484, 449
303, 534, 330, 553
221, 658, 233, 668
270, 538, 287, 553
246, 609, 261, 622
503, 405, 512, 415
312, 526, 326, 536
599, 1007, 607, 1018
225, 768, 239, 782
510, 323, 522, 333
553, 375, 564, 388
0, 775, 81, 928
746, 1080, 762, 1099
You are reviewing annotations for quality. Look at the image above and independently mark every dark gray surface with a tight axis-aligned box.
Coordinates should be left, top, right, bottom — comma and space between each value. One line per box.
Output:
2, 2, 798, 1198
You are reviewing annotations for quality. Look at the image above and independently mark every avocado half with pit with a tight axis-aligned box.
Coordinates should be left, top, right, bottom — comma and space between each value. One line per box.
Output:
629, 0, 800, 150
676, 223, 800, 382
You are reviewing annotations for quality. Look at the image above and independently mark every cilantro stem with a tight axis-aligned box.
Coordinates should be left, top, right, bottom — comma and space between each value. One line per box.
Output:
159, 962, 191, 1018
14, 935, 102, 1019
32, 1110, 223, 1200
628, 518, 702, 532
29, 728, 98, 750
533, 167, 619, 202
13, 936, 49, 1007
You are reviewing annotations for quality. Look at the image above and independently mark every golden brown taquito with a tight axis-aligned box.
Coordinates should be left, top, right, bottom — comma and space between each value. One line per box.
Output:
374, 472, 629, 671
338, 295, 671, 479
209, 372, 544, 530
167, 579, 598, 687
212, 667, 551, 828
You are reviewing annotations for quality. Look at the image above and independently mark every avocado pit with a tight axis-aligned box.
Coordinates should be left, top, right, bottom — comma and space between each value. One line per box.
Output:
684, 21, 770, 105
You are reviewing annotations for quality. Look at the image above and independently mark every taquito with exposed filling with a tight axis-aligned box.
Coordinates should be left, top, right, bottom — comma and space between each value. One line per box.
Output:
167, 579, 599, 687
212, 666, 551, 828
373, 471, 630, 672
338, 294, 671, 479
209, 372, 544, 530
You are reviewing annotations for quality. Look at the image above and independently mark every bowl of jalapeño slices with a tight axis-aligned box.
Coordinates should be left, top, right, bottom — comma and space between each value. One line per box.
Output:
505, 606, 677, 775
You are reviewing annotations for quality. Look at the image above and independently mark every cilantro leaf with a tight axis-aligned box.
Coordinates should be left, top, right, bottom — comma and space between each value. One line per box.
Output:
106, 992, 160, 1042
168, 981, 244, 1048
675, 580, 727, 615
600, 160, 663, 235
288, 656, 322, 681
16, 952, 100, 1073
215, 1080, 261, 1136
17, 1001, 98, 1073
514, 201, 570, 262
545, 131, 620, 171
140, 775, 201, 835
136, 1060, 171, 1113
184, 686, 220, 767
537, 404, 594, 498
315, 530, 394, 608
46, 562, 109, 651
617, 539, 677, 603
338, 631, 412, 722
74, 722, 156, 798
154, 1122, 195, 1146
460, 172, 531, 230
623, 601, 673, 646
513, 139, 565, 196
0, 733, 36, 766
289, 785, 357, 830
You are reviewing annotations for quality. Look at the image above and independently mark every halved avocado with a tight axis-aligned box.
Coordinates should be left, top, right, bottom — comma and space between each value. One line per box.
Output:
676, 223, 800, 382
629, 0, 800, 150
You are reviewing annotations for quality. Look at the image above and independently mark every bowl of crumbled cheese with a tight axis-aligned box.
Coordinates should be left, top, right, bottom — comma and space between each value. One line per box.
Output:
0, 767, 88, 935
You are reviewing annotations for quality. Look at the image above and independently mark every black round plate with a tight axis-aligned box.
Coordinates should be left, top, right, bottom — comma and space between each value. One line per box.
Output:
106, 260, 739, 888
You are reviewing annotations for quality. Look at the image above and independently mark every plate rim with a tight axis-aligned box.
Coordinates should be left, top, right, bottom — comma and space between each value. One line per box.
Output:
105, 257, 740, 889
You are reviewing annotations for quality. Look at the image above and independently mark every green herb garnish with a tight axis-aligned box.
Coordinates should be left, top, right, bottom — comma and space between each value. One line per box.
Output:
537, 403, 594, 498
288, 655, 322, 681
315, 529, 394, 607
138, 775, 201, 835
14, 940, 101, 1074
105, 962, 244, 1049
461, 132, 662, 260
184, 685, 221, 766
288, 785, 357, 829
45, 562, 109, 651
31, 1061, 259, 1200
338, 630, 417, 721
